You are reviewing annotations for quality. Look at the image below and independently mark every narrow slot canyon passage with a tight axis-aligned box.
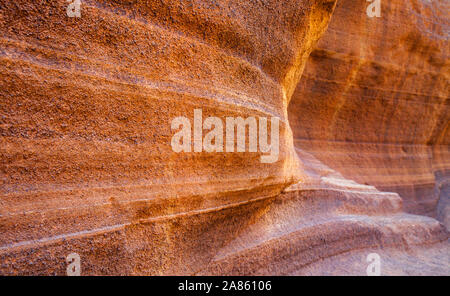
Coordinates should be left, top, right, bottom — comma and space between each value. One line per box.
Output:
0, 0, 448, 275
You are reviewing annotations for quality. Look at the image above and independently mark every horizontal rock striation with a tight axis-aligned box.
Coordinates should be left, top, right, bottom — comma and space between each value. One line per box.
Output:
288, 0, 450, 221
0, 0, 338, 275
0, 0, 448, 275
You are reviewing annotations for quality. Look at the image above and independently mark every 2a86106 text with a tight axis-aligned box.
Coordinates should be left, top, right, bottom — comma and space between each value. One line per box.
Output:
222, 280, 271, 291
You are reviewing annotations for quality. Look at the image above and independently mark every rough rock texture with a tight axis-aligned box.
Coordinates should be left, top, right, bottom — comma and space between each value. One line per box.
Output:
0, 0, 448, 275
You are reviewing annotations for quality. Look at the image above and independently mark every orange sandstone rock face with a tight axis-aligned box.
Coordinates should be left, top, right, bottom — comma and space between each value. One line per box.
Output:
0, 0, 448, 275
0, 0, 337, 275
289, 0, 449, 220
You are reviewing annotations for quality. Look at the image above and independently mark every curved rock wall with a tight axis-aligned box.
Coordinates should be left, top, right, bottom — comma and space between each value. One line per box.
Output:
0, 0, 337, 275
288, 0, 449, 219
0, 0, 448, 275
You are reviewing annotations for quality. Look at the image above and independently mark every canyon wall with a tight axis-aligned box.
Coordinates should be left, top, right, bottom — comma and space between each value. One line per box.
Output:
0, 0, 337, 275
0, 0, 448, 275
289, 0, 449, 222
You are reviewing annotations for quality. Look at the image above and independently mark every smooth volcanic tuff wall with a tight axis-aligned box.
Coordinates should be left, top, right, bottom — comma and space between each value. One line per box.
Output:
289, 0, 449, 221
0, 0, 449, 275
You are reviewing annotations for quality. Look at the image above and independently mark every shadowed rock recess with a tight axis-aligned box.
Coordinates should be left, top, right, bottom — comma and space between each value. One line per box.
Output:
0, 0, 448, 275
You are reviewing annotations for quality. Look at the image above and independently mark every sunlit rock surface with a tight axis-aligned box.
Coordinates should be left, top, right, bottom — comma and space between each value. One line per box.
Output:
0, 0, 448, 275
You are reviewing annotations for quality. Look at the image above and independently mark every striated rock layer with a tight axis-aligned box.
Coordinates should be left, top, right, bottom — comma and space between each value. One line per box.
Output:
288, 0, 450, 221
0, 0, 449, 275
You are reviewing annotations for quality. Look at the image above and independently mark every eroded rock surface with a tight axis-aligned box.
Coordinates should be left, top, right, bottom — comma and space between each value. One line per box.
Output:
0, 0, 448, 275
289, 0, 449, 219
